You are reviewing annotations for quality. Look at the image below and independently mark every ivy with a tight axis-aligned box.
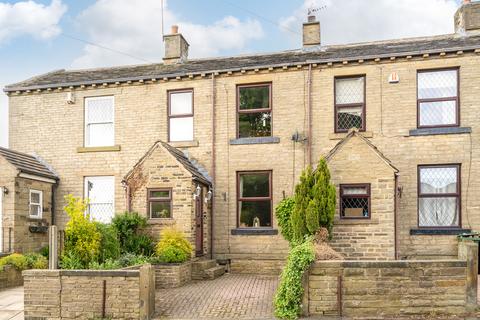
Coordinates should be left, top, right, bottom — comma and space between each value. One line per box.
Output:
275, 197, 295, 245
274, 240, 315, 320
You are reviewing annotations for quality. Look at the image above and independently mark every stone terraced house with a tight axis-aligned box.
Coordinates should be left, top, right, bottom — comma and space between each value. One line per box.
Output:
2, 1, 480, 272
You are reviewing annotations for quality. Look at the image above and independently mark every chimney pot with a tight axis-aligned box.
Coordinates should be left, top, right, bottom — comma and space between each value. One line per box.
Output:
308, 15, 316, 23
464, 0, 471, 4
171, 25, 179, 34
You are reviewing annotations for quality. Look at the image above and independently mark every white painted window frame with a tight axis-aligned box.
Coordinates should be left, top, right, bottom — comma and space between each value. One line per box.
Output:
84, 96, 115, 147
29, 189, 43, 219
83, 176, 115, 223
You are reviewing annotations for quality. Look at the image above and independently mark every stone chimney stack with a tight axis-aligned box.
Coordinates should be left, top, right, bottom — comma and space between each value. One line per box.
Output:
455, 0, 480, 33
303, 15, 321, 48
163, 25, 189, 65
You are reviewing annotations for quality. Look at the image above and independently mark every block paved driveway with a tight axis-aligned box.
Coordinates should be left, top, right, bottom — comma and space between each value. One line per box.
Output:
0, 286, 23, 320
155, 274, 279, 319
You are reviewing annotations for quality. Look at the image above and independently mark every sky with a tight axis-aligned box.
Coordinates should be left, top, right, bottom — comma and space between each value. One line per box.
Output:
0, 0, 464, 148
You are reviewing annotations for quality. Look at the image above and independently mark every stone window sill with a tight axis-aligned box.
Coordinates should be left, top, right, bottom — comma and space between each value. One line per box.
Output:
329, 131, 373, 140
231, 228, 278, 235
148, 218, 175, 225
410, 228, 471, 235
229, 137, 280, 145
335, 218, 379, 225
168, 140, 199, 148
77, 145, 121, 153
409, 127, 472, 137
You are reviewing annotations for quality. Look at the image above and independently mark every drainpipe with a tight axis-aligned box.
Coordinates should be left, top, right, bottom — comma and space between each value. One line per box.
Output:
210, 73, 216, 259
307, 64, 313, 166
51, 182, 57, 226
122, 181, 131, 212
394, 174, 398, 260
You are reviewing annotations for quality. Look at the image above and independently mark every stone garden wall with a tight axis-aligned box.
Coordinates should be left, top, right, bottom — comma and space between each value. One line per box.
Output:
0, 265, 23, 290
154, 262, 192, 289
23, 264, 155, 320
306, 257, 475, 318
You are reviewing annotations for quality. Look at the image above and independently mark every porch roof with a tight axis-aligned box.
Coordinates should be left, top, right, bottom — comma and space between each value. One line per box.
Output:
0, 146, 58, 181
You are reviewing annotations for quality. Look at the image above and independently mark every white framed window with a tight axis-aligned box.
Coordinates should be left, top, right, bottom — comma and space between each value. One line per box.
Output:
84, 176, 115, 223
29, 190, 43, 218
168, 90, 194, 142
85, 96, 115, 147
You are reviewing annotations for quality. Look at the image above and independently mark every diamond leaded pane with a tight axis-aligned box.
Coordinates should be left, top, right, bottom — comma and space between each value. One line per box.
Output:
419, 197, 459, 227
337, 106, 363, 130
335, 77, 364, 104
418, 70, 457, 99
170, 92, 193, 115
86, 97, 114, 123
341, 197, 369, 218
420, 167, 457, 194
419, 100, 456, 126
85, 176, 115, 223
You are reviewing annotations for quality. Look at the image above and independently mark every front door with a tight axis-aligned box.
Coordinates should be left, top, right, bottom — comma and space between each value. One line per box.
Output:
195, 188, 204, 256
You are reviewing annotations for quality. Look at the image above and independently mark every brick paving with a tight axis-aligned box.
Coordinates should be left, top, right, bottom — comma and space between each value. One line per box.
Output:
155, 274, 279, 319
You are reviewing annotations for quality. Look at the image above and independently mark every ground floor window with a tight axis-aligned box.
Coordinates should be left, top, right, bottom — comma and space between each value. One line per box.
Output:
148, 189, 172, 219
84, 176, 115, 223
29, 190, 43, 218
237, 171, 272, 228
340, 184, 370, 219
418, 164, 460, 228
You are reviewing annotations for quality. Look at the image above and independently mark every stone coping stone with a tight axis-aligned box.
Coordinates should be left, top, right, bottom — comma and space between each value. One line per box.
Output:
23, 269, 140, 277
409, 126, 472, 136
152, 261, 191, 266
229, 136, 280, 145
312, 260, 467, 269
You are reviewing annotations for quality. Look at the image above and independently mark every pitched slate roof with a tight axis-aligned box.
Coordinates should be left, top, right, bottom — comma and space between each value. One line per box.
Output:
5, 33, 480, 92
325, 130, 399, 173
0, 146, 58, 180
123, 141, 211, 186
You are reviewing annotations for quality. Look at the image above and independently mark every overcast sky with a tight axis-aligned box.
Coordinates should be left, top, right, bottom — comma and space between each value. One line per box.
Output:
0, 0, 463, 148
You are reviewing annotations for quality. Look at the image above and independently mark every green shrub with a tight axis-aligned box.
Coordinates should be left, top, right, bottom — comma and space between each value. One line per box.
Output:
274, 240, 315, 320
96, 223, 121, 262
0, 253, 28, 271
39, 246, 49, 258
60, 251, 84, 270
156, 228, 193, 263
116, 253, 149, 267
275, 197, 295, 245
64, 195, 101, 268
112, 212, 155, 256
24, 253, 48, 269
88, 259, 121, 270
292, 158, 336, 243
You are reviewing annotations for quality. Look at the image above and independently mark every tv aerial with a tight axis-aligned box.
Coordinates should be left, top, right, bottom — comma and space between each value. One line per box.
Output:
308, 5, 327, 16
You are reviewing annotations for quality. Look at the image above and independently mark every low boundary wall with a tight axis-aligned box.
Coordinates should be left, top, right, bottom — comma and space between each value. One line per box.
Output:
305, 242, 479, 319
0, 265, 23, 290
23, 264, 155, 320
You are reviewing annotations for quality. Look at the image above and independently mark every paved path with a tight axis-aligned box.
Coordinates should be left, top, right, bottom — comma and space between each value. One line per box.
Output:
0, 286, 23, 320
155, 274, 278, 319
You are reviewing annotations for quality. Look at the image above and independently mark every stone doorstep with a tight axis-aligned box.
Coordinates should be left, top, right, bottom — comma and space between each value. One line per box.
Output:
205, 265, 226, 280
191, 259, 218, 280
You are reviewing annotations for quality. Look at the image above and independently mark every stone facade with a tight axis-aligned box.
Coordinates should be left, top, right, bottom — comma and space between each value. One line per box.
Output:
7, 40, 480, 265
23, 265, 155, 320
0, 156, 53, 254
307, 260, 470, 318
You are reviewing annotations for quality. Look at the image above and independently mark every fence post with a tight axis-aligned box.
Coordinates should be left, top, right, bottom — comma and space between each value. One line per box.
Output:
464, 242, 478, 306
48, 225, 58, 269
139, 264, 155, 320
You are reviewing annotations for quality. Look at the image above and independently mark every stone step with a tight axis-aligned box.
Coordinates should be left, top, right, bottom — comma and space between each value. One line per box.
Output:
192, 259, 217, 280
205, 265, 225, 280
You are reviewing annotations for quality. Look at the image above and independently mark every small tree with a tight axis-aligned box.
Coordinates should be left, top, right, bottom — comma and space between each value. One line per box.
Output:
291, 158, 336, 243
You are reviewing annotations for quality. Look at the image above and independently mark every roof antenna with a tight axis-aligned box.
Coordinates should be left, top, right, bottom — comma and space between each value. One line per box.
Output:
307, 5, 327, 16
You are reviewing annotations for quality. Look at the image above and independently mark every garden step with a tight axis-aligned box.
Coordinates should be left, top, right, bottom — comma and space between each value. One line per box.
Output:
205, 265, 225, 279
192, 259, 217, 280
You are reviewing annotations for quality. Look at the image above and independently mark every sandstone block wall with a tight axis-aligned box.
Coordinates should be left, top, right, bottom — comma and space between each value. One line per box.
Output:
0, 265, 23, 289
154, 262, 192, 288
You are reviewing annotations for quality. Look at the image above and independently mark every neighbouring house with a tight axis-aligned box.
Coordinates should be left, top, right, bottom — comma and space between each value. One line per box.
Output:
3, 1, 480, 270
0, 147, 58, 254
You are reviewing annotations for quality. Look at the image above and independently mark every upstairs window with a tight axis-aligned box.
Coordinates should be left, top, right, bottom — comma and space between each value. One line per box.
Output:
168, 90, 194, 142
417, 68, 459, 128
29, 190, 43, 218
84, 176, 115, 223
85, 96, 115, 147
335, 76, 366, 132
418, 165, 460, 228
237, 83, 272, 138
340, 184, 370, 219
148, 189, 172, 219
237, 171, 272, 228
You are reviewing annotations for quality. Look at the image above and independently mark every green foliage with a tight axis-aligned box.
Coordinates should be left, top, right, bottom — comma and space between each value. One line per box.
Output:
274, 240, 315, 320
0, 253, 28, 271
39, 246, 49, 258
155, 228, 193, 263
116, 253, 150, 268
64, 195, 101, 268
112, 212, 155, 256
60, 251, 84, 270
96, 223, 121, 263
292, 158, 336, 243
24, 253, 48, 269
275, 197, 295, 245
88, 259, 122, 270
